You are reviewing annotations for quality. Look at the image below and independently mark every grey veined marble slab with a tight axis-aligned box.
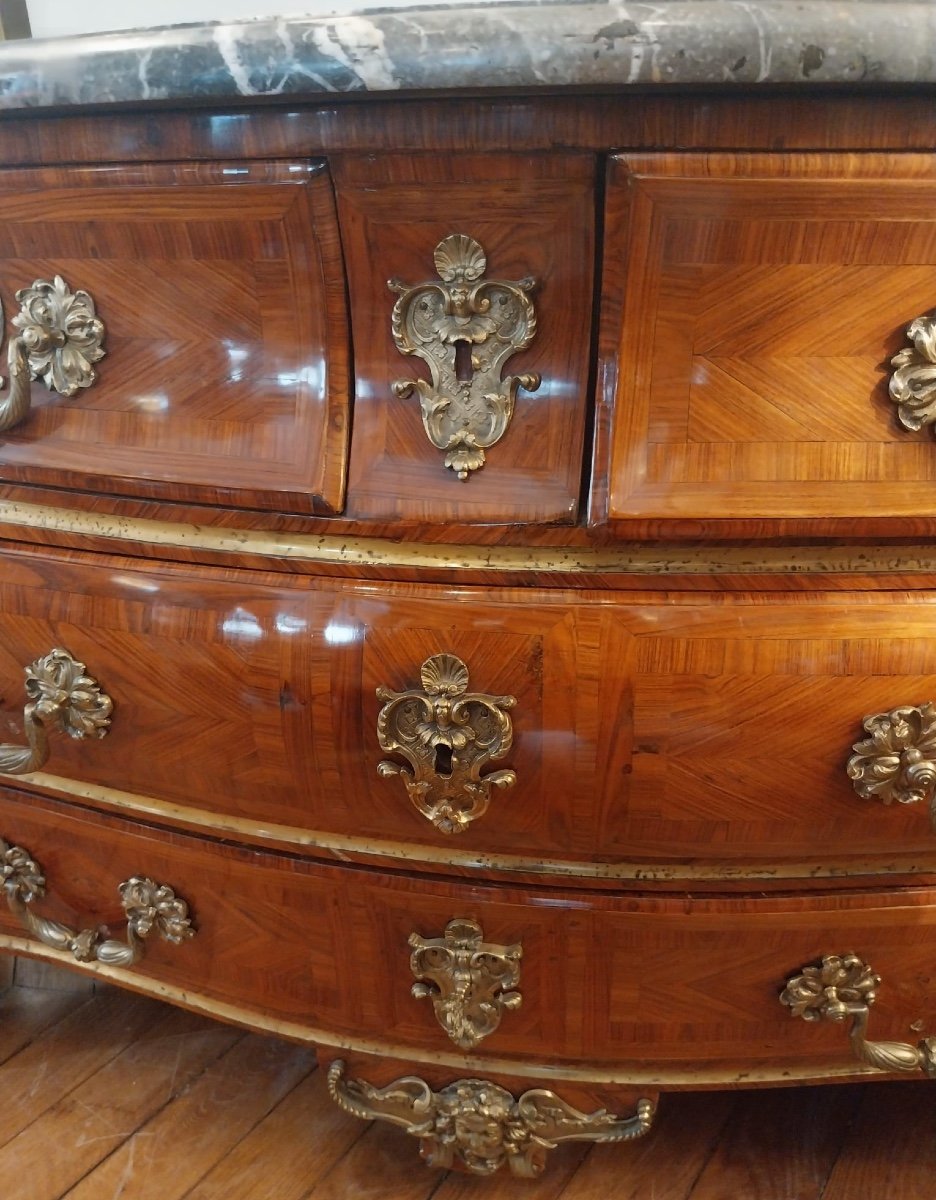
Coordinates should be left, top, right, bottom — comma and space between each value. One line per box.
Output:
0, 1, 931, 110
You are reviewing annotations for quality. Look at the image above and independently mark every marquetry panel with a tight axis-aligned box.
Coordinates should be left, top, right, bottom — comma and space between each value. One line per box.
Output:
0, 161, 349, 514
602, 153, 936, 535
4, 789, 936, 1077
333, 153, 595, 523
7, 545, 936, 874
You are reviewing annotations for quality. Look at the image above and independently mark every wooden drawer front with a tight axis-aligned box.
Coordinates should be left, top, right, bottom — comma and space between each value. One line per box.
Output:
334, 153, 595, 524
0, 161, 348, 514
3, 790, 936, 1080
6, 546, 936, 876
603, 153, 936, 536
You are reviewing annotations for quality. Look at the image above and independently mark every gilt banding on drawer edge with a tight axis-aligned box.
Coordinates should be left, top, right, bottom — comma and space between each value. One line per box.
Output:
327, 1060, 655, 1177
389, 234, 540, 479
1, 838, 194, 966
409, 917, 522, 1049
0, 647, 112, 775
376, 654, 517, 834
847, 702, 936, 828
781, 954, 936, 1076
0, 276, 105, 434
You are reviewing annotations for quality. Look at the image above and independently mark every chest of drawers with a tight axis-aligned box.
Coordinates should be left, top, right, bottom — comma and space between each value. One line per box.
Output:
3, 10, 936, 1176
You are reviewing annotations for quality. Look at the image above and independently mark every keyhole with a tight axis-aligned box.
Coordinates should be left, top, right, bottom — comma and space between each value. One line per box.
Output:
434, 743, 454, 777
454, 340, 473, 383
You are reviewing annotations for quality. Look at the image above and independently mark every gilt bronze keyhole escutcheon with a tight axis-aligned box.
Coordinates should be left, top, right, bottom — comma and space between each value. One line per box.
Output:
376, 653, 517, 834
388, 234, 540, 479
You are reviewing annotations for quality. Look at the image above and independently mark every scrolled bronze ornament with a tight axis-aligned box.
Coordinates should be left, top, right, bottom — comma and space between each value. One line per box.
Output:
889, 310, 936, 435
409, 917, 522, 1049
1, 837, 194, 967
389, 234, 540, 479
0, 647, 113, 775
0, 276, 106, 434
781, 953, 936, 1076
376, 653, 517, 834
846, 702, 936, 829
327, 1060, 655, 1177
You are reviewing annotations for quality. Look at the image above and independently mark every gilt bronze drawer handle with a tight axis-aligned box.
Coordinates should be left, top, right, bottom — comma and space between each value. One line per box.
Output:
327, 1060, 655, 1178
1, 837, 195, 967
0, 647, 113, 776
409, 917, 522, 1049
0, 276, 106, 434
781, 953, 936, 1076
389, 234, 540, 479
376, 653, 517, 834
890, 310, 936, 435
846, 702, 936, 827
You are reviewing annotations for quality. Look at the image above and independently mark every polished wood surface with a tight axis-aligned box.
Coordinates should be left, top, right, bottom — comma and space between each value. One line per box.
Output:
4, 970, 934, 1200
0, 160, 349, 514
334, 153, 595, 523
3, 788, 936, 1080
602, 152, 936, 536
6, 545, 936, 877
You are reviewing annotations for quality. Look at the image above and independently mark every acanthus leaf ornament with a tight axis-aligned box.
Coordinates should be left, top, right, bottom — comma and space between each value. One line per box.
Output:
1, 837, 194, 968
0, 647, 113, 776
409, 917, 522, 1049
327, 1061, 655, 1177
781, 954, 936, 1076
376, 653, 517, 834
389, 234, 540, 479
0, 275, 106, 435
846, 702, 936, 830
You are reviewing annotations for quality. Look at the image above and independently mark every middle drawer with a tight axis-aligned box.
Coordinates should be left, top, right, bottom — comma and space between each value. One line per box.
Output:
3, 543, 936, 880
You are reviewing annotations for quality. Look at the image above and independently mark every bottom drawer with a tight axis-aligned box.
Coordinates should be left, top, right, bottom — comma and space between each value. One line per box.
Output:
2, 788, 935, 1087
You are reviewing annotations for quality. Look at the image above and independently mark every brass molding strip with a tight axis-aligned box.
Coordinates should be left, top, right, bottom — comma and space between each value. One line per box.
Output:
23, 771, 936, 884
0, 933, 884, 1088
5, 499, 936, 575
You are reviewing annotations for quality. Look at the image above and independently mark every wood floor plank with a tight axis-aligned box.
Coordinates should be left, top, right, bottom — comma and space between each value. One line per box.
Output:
0, 954, 13, 990
819, 1081, 936, 1200
300, 1122, 445, 1200
62, 1033, 316, 1200
182, 1068, 366, 1200
0, 1006, 242, 1200
687, 1085, 863, 1200
0, 987, 166, 1149
557, 1092, 737, 1200
0, 981, 93, 1067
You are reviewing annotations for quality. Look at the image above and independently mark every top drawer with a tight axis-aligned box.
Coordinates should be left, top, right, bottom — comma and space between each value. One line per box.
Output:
602, 153, 936, 536
334, 153, 595, 524
0, 160, 349, 514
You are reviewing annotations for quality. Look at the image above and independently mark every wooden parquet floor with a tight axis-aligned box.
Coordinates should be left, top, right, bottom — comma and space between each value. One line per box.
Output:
1, 957, 934, 1200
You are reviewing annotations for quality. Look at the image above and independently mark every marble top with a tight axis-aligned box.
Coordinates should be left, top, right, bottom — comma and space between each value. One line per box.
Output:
0, 1, 929, 111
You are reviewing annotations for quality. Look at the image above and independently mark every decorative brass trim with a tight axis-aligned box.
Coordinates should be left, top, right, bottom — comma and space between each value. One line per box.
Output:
377, 654, 516, 834
0, 277, 105, 434
781, 953, 936, 1075
847, 703, 936, 828
0, 647, 112, 775
890, 311, 936, 435
409, 917, 521, 1049
14, 500, 936, 577
389, 234, 540, 479
1, 838, 194, 966
21, 769, 936, 884
327, 1060, 654, 1177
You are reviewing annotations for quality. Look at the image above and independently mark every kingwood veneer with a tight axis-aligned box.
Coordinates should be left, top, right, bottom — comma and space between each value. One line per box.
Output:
2, 83, 936, 1179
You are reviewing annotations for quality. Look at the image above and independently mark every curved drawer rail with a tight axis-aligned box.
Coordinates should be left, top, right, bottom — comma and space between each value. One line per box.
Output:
781, 953, 936, 1076
0, 836, 194, 967
0, 647, 113, 775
